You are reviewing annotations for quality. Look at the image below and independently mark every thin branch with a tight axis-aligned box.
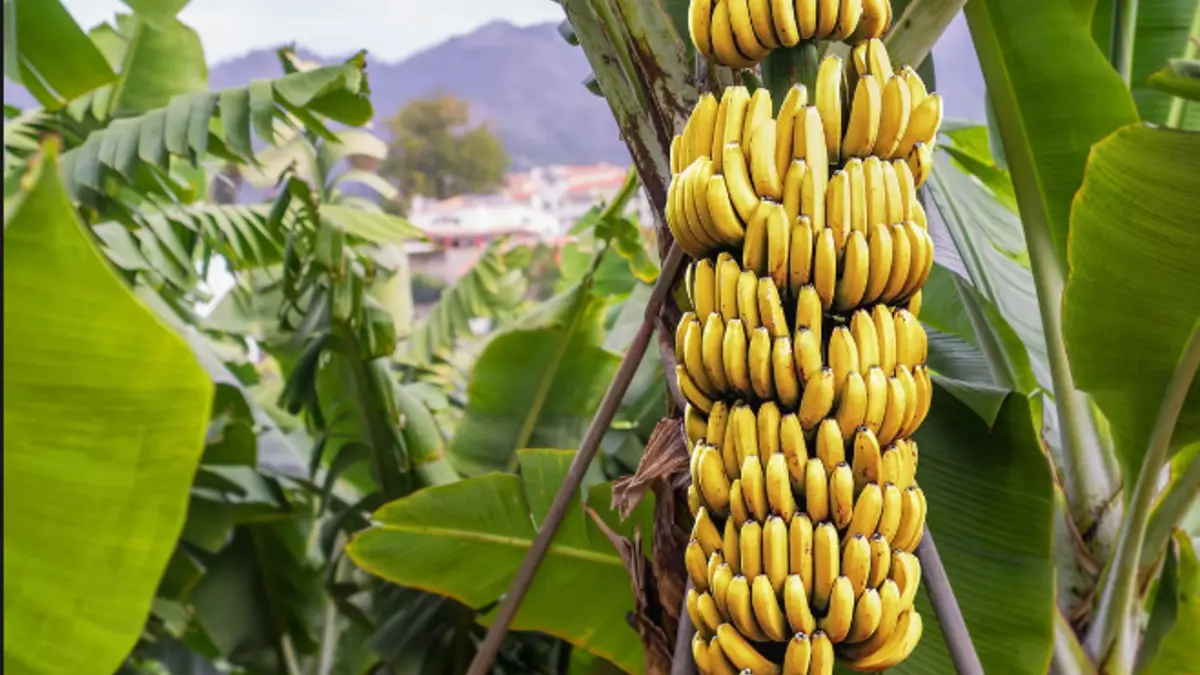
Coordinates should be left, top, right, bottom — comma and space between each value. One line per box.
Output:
1166, 1, 1200, 128
464, 244, 687, 675
915, 527, 986, 675
1084, 322, 1200, 673
1110, 0, 1140, 87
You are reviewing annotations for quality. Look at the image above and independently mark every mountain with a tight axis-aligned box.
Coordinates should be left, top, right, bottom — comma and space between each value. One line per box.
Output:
4, 16, 987, 168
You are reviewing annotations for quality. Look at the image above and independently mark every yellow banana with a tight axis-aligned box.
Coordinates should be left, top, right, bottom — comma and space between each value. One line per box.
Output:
846, 158, 867, 236
792, 326, 823, 384
732, 401, 759, 464
773, 336, 801, 410
747, 0, 781, 49
716, 623, 778, 674
729, 479, 750, 529
879, 444, 902, 487
691, 94, 721, 159
698, 592, 725, 638
789, 513, 815, 600
883, 222, 912, 302
698, 444, 733, 513
742, 200, 770, 277
813, 522, 840, 611
715, 87, 745, 166
692, 632, 713, 674
812, 226, 837, 311
780, 414, 808, 485
876, 482, 903, 544
685, 320, 721, 397
908, 365, 933, 436
846, 480, 883, 541
843, 609, 923, 671
911, 196, 928, 230
847, 578, 902, 657
717, 254, 742, 323
743, 87, 774, 146
866, 532, 892, 590
686, 403, 708, 446
666, 174, 705, 257
687, 589, 712, 639
737, 270, 762, 332
783, 632, 812, 675
815, 55, 844, 163
821, 576, 855, 643
846, 587, 883, 644
686, 539, 710, 591
827, 326, 860, 399
843, 73, 881, 158
816, 415, 846, 471
805, 457, 830, 524
724, 144, 761, 223
707, 174, 749, 245
757, 276, 788, 339
899, 65, 927, 111
851, 426, 882, 491
832, 0, 865, 42
892, 159, 916, 220
907, 289, 923, 318
708, 634, 739, 675
723, 318, 753, 397
898, 222, 926, 300
849, 310, 880, 369
752, 574, 789, 642
749, 119, 783, 200
871, 304, 897, 374
740, 518, 764, 580
896, 93, 943, 159
766, 453, 797, 521
727, 579, 772, 644
728, 0, 772, 63
757, 400, 781, 455
690, 0, 717, 62
724, 412, 742, 479
865, 38, 893, 87
749, 327, 775, 401
895, 439, 917, 489
892, 550, 922, 610
678, 364, 715, 413
724, 512, 743, 572
842, 533, 872, 598
742, 453, 769, 522
795, 106, 828, 230
863, 223, 894, 304
906, 140, 933, 188
788, 215, 814, 296
814, 0, 839, 39
712, 561, 735, 616
835, 229, 869, 313
809, 631, 835, 675
703, 314, 732, 394
849, 0, 892, 42
796, 0, 818, 40
826, 168, 851, 254
830, 461, 856, 529
688, 484, 702, 517
875, 74, 911, 159
782, 159, 807, 226
893, 309, 921, 370
836, 370, 868, 439
693, 259, 717, 319
799, 367, 835, 430
770, 0, 801, 47
794, 284, 823, 336
863, 156, 886, 229
671, 134, 684, 175
711, 0, 756, 68
695, 505, 725, 554
765, 202, 791, 291
682, 162, 720, 251
706, 399, 729, 450
775, 85, 807, 176
763, 516, 790, 594
893, 487, 926, 553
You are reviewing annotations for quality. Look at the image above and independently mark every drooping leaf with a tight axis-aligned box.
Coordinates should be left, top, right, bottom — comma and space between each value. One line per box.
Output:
106, 14, 208, 117
1139, 533, 1200, 675
1062, 123, 1200, 477
347, 449, 653, 674
448, 280, 621, 475
3, 140, 213, 674
964, 0, 1140, 267
3, 0, 117, 109
890, 381, 1056, 675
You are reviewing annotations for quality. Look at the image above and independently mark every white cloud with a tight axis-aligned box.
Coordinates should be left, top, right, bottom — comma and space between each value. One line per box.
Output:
62, 0, 565, 63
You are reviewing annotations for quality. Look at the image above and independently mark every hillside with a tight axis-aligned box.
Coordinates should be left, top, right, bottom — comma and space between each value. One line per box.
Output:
4, 16, 986, 168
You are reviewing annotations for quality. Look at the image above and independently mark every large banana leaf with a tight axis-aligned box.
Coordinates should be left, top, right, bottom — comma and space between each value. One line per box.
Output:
1062, 123, 1200, 476
3, 141, 213, 674
3, 0, 117, 109
103, 11, 207, 118
1138, 532, 1200, 674
448, 279, 621, 476
964, 0, 1139, 265
887, 381, 1056, 674
347, 449, 654, 674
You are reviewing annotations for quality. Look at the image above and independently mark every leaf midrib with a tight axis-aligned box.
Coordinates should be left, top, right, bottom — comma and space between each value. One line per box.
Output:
371, 522, 623, 566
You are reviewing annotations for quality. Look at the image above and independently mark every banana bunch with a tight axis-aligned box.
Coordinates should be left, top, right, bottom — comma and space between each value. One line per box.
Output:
689, 0, 893, 70
672, 29, 940, 675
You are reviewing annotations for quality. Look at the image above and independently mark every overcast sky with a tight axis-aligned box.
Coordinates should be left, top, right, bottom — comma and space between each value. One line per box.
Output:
62, 0, 566, 63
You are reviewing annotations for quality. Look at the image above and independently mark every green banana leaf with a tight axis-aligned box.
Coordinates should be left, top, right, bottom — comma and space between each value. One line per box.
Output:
347, 449, 654, 674
3, 0, 117, 109
964, 0, 1140, 266
1138, 532, 1200, 675
3, 140, 213, 674
448, 279, 621, 476
104, 12, 208, 118
887, 380, 1056, 674
1062, 123, 1200, 478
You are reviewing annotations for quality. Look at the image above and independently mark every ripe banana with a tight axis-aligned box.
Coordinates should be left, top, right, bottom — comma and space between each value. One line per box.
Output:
896, 93, 943, 159
814, 0, 839, 40
698, 444, 732, 513
768, 451, 796, 521
732, 401, 759, 464
789, 514, 814, 599
692, 632, 713, 674
685, 320, 721, 397
766, 201, 790, 291
813, 522, 840, 611
749, 326, 776, 401
893, 309, 922, 370
845, 578, 902, 656
690, 0, 717, 63
742, 200, 770, 277
666, 173, 705, 257
849, 0, 892, 42
815, 56, 844, 163
743, 87, 774, 146
792, 326, 823, 384
906, 141, 933, 188
707, 634, 739, 675
698, 591, 725, 637
686, 539, 710, 591
707, 174, 749, 245
712, 561, 735, 615
876, 482, 903, 544
752, 573, 790, 642
908, 365, 933, 436
690, 94, 721, 160
722, 586, 775, 650
678, 364, 715, 413
795, 0, 818, 40
740, 520, 765, 582
863, 156, 886, 230
728, 0, 771, 64
805, 456, 830, 524
907, 289, 923, 318
815, 419, 846, 474
686, 403, 708, 445
782, 160, 807, 227
846, 158, 867, 238
832, 0, 865, 42
783, 632, 812, 675
775, 86, 807, 177
821, 576, 855, 643
880, 157, 904, 226
846, 481, 884, 545
738, 270, 762, 332
809, 631, 835, 675
863, 223, 893, 304
773, 336, 801, 410
695, 506, 725, 554
703, 314, 732, 393
842, 609, 923, 672
742, 453, 769, 522
836, 371, 868, 439
799, 367, 835, 430
723, 318, 753, 397
842, 533, 872, 598
795, 106, 828, 230
757, 400, 781, 455
725, 144, 762, 223
794, 284, 823, 336
764, 514, 792, 590
892, 550, 922, 611
851, 427, 882, 492
882, 222, 911, 302
692, 260, 717, 319
892, 159, 916, 221
757, 276, 788, 338
724, 515, 743, 573
879, 444, 902, 487
849, 310, 881, 369
843, 74, 881, 158
866, 532, 892, 590
688, 485, 702, 517
780, 414, 807, 484
747, 0, 781, 49
717, 254, 741, 323
827, 326, 860, 400
749, 117, 783, 200
826, 169, 851, 254
835, 229, 869, 312
829, 461, 855, 529
892, 487, 926, 553
875, 74, 911, 159
846, 587, 883, 644
710, 0, 756, 68
812, 227, 837, 311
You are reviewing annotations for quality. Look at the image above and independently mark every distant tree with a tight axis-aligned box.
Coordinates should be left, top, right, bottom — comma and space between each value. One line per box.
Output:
380, 92, 510, 203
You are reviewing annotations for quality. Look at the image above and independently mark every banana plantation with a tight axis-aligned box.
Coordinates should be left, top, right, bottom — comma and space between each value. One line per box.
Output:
4, 0, 1199, 674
